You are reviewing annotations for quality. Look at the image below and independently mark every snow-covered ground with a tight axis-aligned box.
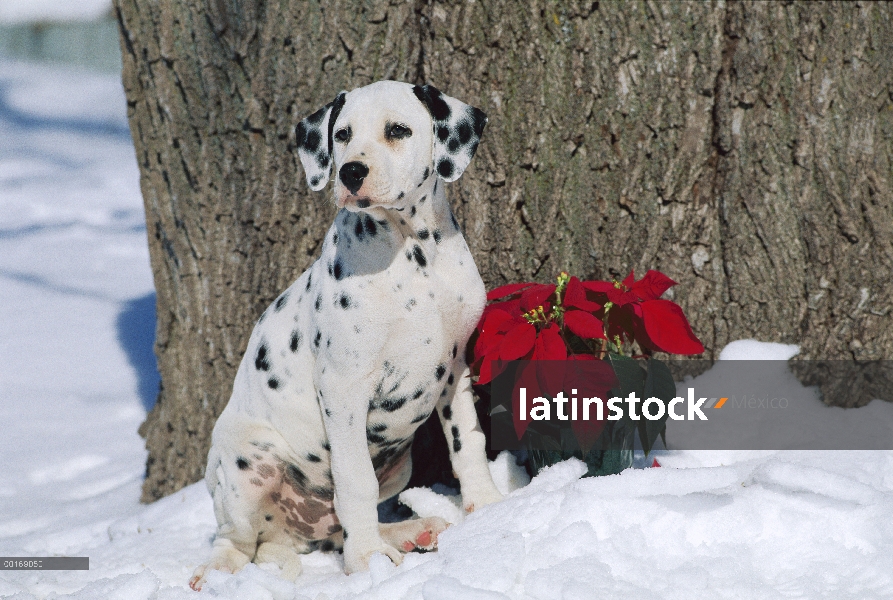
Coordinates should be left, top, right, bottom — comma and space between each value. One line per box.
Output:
1, 59, 892, 600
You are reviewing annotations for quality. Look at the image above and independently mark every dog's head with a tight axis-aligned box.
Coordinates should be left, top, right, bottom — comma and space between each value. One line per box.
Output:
295, 81, 486, 211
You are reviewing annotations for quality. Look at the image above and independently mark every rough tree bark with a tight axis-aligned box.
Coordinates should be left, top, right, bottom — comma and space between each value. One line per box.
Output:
114, 0, 893, 502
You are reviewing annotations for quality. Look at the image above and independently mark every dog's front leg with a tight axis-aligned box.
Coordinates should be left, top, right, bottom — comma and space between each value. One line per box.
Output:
318, 378, 402, 573
438, 364, 504, 512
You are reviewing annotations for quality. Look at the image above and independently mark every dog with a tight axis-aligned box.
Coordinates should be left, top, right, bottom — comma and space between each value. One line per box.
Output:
189, 81, 503, 590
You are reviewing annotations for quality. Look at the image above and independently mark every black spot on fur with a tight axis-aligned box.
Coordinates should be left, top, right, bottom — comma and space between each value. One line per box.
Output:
323, 442, 331, 451
326, 92, 346, 153
451, 425, 462, 452
286, 464, 307, 488
333, 260, 344, 280
364, 215, 377, 236
255, 344, 270, 371
432, 229, 442, 244
321, 540, 335, 552
295, 120, 309, 148
356, 199, 370, 209
380, 396, 407, 412
342, 529, 348, 541
376, 219, 389, 230
354, 217, 364, 240
306, 105, 327, 126
405, 250, 413, 261
316, 151, 329, 168
370, 423, 388, 432
306, 273, 312, 291
411, 412, 428, 423
450, 212, 460, 230
333, 233, 339, 245
435, 364, 446, 380
290, 331, 301, 352
268, 377, 280, 390
447, 373, 454, 385
419, 195, 426, 204
339, 294, 351, 309
275, 293, 288, 311
418, 228, 429, 240
236, 457, 250, 470
307, 453, 321, 463
457, 120, 473, 145
265, 514, 273, 521
314, 330, 321, 348
452, 343, 458, 358
447, 138, 460, 153
367, 430, 387, 444
412, 84, 451, 121
469, 106, 487, 138
315, 294, 322, 311
437, 158, 454, 179
410, 205, 416, 217
397, 191, 405, 199
305, 130, 321, 152
419, 166, 430, 187
412, 388, 425, 399
442, 405, 452, 420
437, 125, 450, 141
412, 245, 427, 268
310, 175, 320, 187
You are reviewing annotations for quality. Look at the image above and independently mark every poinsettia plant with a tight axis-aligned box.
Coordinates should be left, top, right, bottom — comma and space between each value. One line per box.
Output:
470, 270, 704, 476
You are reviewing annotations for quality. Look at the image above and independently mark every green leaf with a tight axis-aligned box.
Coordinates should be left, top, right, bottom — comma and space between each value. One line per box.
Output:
640, 358, 675, 455
607, 352, 645, 398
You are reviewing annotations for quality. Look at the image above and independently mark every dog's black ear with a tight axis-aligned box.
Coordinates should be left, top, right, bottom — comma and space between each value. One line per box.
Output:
412, 84, 487, 183
295, 91, 347, 191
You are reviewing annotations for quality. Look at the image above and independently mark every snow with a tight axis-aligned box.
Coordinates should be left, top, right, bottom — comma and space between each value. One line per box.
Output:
1, 58, 892, 599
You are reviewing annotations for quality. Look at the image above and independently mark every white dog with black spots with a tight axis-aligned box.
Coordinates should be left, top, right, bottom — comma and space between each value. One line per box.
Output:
190, 81, 503, 590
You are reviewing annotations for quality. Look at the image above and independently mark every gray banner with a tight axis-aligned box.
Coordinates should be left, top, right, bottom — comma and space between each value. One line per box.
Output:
488, 360, 893, 450
0, 557, 89, 570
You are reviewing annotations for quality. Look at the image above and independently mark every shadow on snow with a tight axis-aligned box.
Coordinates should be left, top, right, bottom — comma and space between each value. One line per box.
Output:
116, 292, 160, 412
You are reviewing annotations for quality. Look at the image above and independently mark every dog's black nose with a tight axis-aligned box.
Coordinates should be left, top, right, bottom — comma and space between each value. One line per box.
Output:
339, 161, 369, 195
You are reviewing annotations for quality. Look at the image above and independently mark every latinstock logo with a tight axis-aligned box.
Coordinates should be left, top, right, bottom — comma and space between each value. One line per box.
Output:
516, 387, 725, 422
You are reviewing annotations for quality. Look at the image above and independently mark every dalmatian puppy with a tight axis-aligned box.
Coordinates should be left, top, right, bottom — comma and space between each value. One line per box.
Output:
189, 81, 503, 590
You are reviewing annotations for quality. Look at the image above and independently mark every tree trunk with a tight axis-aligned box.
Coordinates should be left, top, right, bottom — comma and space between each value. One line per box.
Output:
115, 0, 893, 502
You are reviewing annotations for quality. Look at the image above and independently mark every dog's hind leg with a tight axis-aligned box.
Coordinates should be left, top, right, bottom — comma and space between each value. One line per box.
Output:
255, 542, 304, 581
190, 445, 266, 591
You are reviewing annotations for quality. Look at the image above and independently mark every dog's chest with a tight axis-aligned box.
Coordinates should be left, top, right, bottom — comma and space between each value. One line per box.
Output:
306, 210, 484, 427
317, 210, 484, 346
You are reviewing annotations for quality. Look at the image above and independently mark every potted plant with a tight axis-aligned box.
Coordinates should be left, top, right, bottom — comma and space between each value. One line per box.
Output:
470, 270, 704, 477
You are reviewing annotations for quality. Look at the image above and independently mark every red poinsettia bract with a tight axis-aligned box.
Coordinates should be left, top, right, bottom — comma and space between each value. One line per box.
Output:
472, 270, 703, 387
582, 270, 704, 355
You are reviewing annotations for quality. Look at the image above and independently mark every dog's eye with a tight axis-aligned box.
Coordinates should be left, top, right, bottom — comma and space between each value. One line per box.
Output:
386, 123, 412, 140
334, 127, 351, 143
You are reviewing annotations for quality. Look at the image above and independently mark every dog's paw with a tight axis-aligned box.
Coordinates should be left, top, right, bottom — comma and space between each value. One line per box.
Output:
189, 543, 251, 591
381, 516, 449, 552
462, 486, 503, 513
343, 540, 404, 574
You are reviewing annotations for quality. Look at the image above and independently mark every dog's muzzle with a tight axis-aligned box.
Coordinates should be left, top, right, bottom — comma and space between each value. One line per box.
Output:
339, 161, 369, 195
